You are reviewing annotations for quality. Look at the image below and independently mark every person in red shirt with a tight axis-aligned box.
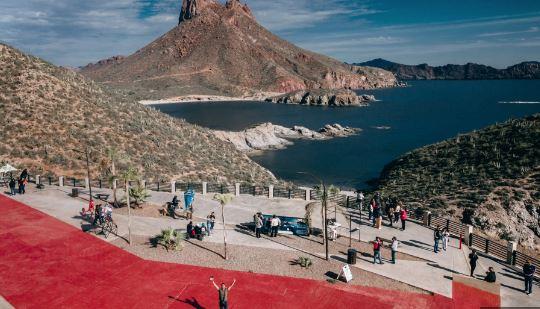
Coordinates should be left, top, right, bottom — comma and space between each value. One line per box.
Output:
373, 237, 383, 264
400, 208, 408, 230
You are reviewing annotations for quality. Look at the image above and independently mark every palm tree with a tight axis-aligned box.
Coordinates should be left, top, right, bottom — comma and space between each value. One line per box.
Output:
104, 148, 122, 207
120, 166, 138, 245
316, 184, 340, 247
213, 193, 233, 260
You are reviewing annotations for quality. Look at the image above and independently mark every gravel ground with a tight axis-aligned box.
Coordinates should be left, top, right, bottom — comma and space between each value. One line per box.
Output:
113, 203, 166, 218
111, 234, 429, 294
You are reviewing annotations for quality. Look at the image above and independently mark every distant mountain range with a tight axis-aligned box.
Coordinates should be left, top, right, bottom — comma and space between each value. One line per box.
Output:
81, 0, 395, 100
355, 58, 540, 80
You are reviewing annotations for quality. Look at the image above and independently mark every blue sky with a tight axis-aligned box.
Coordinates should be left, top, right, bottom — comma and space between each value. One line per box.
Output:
1, 0, 539, 68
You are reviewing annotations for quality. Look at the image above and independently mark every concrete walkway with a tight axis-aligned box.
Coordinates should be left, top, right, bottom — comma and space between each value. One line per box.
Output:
7, 184, 539, 307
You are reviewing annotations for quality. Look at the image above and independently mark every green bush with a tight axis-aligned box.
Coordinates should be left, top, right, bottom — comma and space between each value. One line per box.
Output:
156, 227, 184, 251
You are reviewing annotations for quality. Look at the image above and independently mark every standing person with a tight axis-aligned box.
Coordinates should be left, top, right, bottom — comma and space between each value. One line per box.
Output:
186, 221, 193, 239
484, 267, 497, 283
209, 212, 216, 232
255, 213, 263, 238
357, 191, 365, 210
368, 198, 375, 223
210, 277, 236, 309
373, 237, 383, 264
374, 206, 382, 230
469, 250, 479, 277
19, 169, 28, 181
434, 226, 441, 253
391, 237, 399, 264
442, 228, 450, 251
387, 204, 395, 227
394, 201, 402, 224
270, 215, 281, 237
523, 260, 536, 295
400, 208, 408, 231
8, 177, 16, 195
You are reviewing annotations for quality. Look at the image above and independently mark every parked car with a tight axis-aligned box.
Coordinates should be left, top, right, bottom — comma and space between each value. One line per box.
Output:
260, 214, 309, 236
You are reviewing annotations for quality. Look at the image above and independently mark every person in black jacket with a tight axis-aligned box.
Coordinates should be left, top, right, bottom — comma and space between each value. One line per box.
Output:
523, 260, 536, 295
434, 226, 441, 253
469, 250, 479, 277
484, 267, 496, 283
9, 178, 16, 195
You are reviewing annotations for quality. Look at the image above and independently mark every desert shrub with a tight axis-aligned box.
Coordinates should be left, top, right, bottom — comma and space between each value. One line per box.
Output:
296, 256, 313, 268
156, 227, 184, 251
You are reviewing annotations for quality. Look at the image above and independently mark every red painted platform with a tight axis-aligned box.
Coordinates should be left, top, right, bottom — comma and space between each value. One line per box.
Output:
0, 195, 494, 308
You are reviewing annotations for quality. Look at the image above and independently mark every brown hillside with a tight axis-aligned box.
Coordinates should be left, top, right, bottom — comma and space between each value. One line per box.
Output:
81, 0, 396, 100
0, 43, 275, 183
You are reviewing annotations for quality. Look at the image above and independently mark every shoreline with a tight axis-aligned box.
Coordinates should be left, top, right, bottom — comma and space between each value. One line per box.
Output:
140, 92, 283, 105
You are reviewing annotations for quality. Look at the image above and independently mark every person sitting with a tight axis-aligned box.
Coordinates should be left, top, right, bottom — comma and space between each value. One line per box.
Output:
81, 199, 95, 218
194, 224, 204, 241
92, 204, 103, 226
186, 221, 193, 239
484, 267, 497, 283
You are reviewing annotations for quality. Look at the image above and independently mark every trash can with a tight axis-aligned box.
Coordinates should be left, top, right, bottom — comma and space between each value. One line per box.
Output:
72, 188, 79, 198
347, 249, 357, 264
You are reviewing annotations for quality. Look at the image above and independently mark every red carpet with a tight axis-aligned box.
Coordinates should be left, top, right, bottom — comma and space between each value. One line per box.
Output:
0, 194, 488, 308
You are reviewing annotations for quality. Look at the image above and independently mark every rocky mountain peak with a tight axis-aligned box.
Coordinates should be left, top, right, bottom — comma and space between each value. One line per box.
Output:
179, 0, 208, 24
225, 0, 253, 17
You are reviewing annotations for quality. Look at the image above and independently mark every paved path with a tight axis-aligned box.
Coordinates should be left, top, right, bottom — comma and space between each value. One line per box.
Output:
1, 193, 462, 308
7, 184, 536, 306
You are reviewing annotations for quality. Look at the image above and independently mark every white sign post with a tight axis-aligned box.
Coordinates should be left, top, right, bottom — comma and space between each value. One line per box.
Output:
337, 264, 353, 283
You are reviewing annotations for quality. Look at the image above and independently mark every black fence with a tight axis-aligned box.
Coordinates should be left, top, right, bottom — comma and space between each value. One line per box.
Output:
514, 251, 540, 276
146, 181, 169, 192
206, 183, 234, 194
175, 182, 203, 193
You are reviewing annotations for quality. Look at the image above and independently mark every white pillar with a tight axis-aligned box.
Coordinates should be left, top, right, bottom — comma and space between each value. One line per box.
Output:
464, 225, 474, 246
171, 181, 176, 194
235, 183, 240, 196
36, 175, 40, 185
202, 182, 207, 195
85, 177, 90, 190
305, 189, 311, 201
268, 185, 274, 199
59, 176, 64, 187
113, 179, 117, 190
141, 180, 146, 188
507, 241, 517, 264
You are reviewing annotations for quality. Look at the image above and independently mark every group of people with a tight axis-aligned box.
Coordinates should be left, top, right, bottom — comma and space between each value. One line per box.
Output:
186, 220, 209, 240
8, 168, 28, 195
366, 192, 408, 231
90, 201, 114, 226
372, 236, 400, 265
433, 225, 450, 253
167, 190, 196, 219
252, 213, 281, 238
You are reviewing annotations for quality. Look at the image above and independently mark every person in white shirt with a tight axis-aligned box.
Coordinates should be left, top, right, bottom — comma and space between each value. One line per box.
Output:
357, 191, 365, 210
270, 215, 281, 237
442, 228, 450, 251
391, 237, 399, 264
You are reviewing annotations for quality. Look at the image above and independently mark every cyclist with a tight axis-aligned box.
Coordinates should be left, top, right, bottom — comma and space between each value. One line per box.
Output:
104, 203, 113, 223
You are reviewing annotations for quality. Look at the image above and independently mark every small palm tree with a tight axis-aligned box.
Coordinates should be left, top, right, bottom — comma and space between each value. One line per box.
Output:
213, 193, 233, 260
315, 185, 340, 246
103, 148, 123, 207
129, 183, 151, 207
120, 166, 138, 245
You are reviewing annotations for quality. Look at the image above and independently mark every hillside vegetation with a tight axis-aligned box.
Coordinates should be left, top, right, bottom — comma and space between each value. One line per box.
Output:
378, 114, 540, 251
0, 44, 275, 183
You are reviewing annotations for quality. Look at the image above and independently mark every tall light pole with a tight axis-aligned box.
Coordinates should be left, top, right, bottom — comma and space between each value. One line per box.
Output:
72, 147, 92, 201
298, 172, 329, 261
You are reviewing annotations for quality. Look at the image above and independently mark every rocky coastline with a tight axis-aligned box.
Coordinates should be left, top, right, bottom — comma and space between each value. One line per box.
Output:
265, 89, 376, 107
213, 122, 360, 152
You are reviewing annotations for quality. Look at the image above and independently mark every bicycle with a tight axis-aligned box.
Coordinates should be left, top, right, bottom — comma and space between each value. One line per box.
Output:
101, 215, 118, 239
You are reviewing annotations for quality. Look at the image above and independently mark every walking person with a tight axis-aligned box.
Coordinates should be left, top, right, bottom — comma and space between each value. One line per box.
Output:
391, 237, 399, 264
373, 237, 383, 264
442, 228, 450, 251
434, 225, 441, 253
9, 177, 16, 195
270, 215, 281, 237
210, 277, 236, 309
400, 207, 408, 231
469, 250, 479, 277
368, 198, 375, 223
255, 213, 263, 238
523, 260, 536, 295
387, 205, 395, 227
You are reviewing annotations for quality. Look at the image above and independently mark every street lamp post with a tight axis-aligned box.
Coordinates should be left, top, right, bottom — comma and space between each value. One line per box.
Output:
72, 147, 92, 201
298, 172, 329, 261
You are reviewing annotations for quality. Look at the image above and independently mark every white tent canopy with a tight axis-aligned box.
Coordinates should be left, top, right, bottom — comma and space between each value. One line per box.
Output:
0, 164, 18, 174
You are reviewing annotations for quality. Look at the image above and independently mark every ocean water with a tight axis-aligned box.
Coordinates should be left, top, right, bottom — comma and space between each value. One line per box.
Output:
154, 80, 540, 189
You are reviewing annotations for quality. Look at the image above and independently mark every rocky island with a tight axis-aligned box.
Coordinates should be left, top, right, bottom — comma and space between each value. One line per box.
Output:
265, 89, 376, 107
213, 123, 360, 152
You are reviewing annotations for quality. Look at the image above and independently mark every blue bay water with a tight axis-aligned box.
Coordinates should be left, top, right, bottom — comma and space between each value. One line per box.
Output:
154, 80, 540, 189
